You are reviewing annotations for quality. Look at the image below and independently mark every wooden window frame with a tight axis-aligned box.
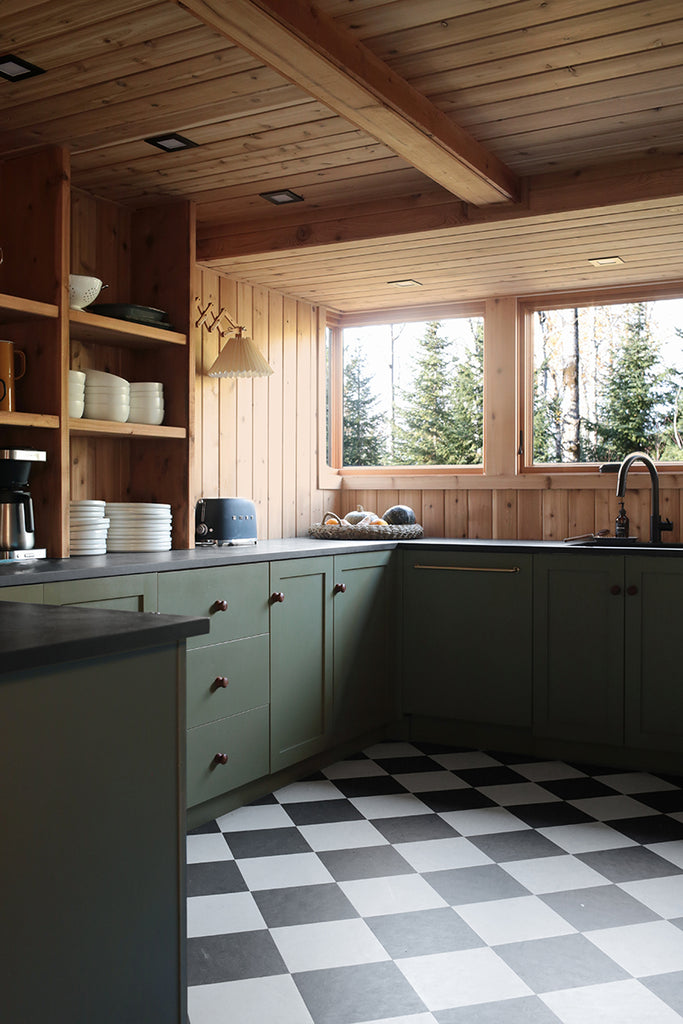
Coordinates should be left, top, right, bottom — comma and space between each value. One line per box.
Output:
518, 279, 683, 475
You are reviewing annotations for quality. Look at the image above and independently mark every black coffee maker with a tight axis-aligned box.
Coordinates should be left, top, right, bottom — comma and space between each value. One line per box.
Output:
0, 448, 47, 559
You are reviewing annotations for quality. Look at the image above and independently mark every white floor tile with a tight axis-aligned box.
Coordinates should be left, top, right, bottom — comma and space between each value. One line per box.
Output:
323, 759, 389, 780
431, 752, 502, 771
541, 978, 682, 1024
538, 822, 638, 854
586, 920, 683, 976
186, 891, 266, 938
395, 837, 493, 873
298, 819, 388, 852
595, 772, 679, 795
456, 895, 576, 946
354, 1016, 438, 1024
349, 793, 431, 819
214, 802, 293, 832
479, 782, 561, 806
440, 806, 531, 836
646, 840, 683, 869
273, 779, 345, 803
569, 795, 658, 820
619, 874, 683, 918
396, 947, 531, 1010
236, 852, 334, 891
512, 761, 587, 782
271, 917, 390, 972
501, 853, 609, 894
396, 770, 470, 793
186, 832, 233, 863
188, 975, 314, 1024
340, 873, 448, 918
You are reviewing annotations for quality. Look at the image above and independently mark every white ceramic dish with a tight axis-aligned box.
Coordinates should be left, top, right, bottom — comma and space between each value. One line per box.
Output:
106, 541, 172, 552
84, 369, 128, 386
130, 382, 164, 392
68, 369, 87, 384
83, 408, 129, 423
70, 499, 106, 507
69, 401, 85, 418
105, 502, 171, 510
128, 410, 164, 425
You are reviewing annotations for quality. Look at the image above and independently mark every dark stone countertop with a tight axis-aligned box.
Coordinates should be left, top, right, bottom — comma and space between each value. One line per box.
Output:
0, 602, 209, 674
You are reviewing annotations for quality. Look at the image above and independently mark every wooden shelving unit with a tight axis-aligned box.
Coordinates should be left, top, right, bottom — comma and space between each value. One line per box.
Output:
0, 411, 60, 430
69, 419, 186, 439
0, 293, 58, 323
69, 308, 186, 348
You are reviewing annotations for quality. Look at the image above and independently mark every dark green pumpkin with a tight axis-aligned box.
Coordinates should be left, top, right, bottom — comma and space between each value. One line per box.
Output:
382, 504, 416, 525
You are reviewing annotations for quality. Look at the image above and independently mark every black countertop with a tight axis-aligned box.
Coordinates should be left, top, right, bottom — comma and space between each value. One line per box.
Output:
0, 535, 681, 589
0, 602, 210, 674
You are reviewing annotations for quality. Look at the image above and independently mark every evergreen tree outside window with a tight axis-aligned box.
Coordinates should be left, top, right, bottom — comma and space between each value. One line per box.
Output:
337, 317, 484, 468
531, 298, 683, 465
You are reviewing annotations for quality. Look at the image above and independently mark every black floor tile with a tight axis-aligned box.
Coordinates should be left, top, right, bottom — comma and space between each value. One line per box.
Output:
371, 812, 459, 844
541, 777, 618, 800
253, 883, 359, 927
366, 906, 484, 958
293, 962, 427, 1024
494, 933, 629, 992
609, 814, 683, 844
222, 826, 312, 859
635, 789, 683, 813
509, 801, 593, 828
435, 995, 564, 1023
283, 798, 364, 826
187, 859, 247, 896
541, 883, 660, 930
642, 971, 683, 1016
577, 844, 683, 882
418, 788, 495, 813
454, 765, 527, 787
468, 828, 565, 863
317, 844, 414, 882
373, 754, 444, 774
332, 775, 409, 798
187, 930, 287, 985
424, 863, 530, 905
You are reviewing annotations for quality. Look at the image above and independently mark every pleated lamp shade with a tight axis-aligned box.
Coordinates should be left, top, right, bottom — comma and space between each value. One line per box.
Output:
207, 328, 273, 378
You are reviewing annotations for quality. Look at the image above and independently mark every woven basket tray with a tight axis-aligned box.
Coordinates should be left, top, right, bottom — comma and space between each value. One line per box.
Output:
308, 520, 423, 541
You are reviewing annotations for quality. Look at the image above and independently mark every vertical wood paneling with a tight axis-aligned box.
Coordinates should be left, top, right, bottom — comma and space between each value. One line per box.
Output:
493, 488, 517, 539
251, 285, 269, 532
267, 290, 284, 539
468, 490, 492, 538
444, 490, 468, 537
282, 295, 298, 536
296, 303, 312, 536
422, 489, 445, 536
542, 490, 569, 540
567, 489, 596, 538
595, 488, 612, 535
218, 276, 238, 497
517, 490, 543, 539
236, 281, 254, 499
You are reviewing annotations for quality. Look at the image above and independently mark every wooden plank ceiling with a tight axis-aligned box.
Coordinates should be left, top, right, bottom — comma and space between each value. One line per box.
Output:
1, 0, 682, 314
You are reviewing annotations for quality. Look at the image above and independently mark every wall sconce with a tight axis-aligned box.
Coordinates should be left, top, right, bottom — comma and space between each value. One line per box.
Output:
203, 309, 273, 378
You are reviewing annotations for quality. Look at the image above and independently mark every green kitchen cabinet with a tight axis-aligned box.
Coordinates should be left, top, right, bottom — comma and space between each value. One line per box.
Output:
402, 549, 533, 726
43, 573, 157, 611
533, 553, 624, 746
624, 555, 683, 751
331, 549, 396, 744
270, 556, 334, 771
157, 562, 269, 648
158, 562, 271, 809
0, 583, 43, 603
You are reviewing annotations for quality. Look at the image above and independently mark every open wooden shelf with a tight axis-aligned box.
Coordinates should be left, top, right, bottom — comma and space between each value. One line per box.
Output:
69, 308, 186, 348
0, 410, 60, 429
0, 292, 58, 324
69, 417, 186, 439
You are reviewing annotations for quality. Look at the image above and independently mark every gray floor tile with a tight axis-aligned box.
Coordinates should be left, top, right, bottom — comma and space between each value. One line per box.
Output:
494, 932, 629, 992
578, 844, 683, 882
642, 970, 683, 1015
294, 961, 427, 1024
318, 844, 414, 881
541, 883, 660, 930
371, 813, 460, 844
187, 930, 287, 985
424, 864, 530, 905
253, 883, 359, 927
223, 826, 312, 859
435, 994, 563, 1023
366, 907, 485, 958
468, 829, 565, 863
186, 859, 247, 896
283, 799, 364, 826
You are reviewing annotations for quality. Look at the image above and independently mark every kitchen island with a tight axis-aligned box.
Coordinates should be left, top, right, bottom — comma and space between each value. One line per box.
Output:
0, 601, 208, 1024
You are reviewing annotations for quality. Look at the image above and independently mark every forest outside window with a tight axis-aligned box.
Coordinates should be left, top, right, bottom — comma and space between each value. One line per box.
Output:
525, 294, 683, 468
326, 315, 485, 472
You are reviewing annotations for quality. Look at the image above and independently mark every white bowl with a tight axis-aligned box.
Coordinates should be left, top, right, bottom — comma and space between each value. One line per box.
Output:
129, 396, 164, 407
68, 369, 86, 384
84, 369, 128, 386
69, 275, 105, 310
130, 382, 164, 392
83, 404, 129, 423
69, 381, 85, 394
69, 399, 85, 418
127, 409, 164, 425
86, 386, 130, 399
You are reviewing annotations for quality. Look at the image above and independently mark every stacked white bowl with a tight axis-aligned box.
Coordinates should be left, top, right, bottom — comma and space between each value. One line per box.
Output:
84, 369, 130, 422
68, 369, 86, 418
105, 502, 172, 551
70, 499, 110, 555
128, 382, 164, 425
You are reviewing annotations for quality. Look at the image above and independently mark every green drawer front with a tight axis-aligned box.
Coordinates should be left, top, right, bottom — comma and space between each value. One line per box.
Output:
43, 574, 157, 612
186, 705, 269, 807
158, 563, 269, 648
187, 635, 270, 728
0, 584, 43, 603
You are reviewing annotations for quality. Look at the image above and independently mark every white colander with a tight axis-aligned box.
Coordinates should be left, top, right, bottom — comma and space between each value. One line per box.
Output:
69, 274, 107, 310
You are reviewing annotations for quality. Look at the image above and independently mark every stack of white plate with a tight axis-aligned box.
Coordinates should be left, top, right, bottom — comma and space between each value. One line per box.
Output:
68, 369, 86, 418
84, 369, 130, 422
70, 499, 110, 555
105, 502, 172, 551
128, 382, 164, 425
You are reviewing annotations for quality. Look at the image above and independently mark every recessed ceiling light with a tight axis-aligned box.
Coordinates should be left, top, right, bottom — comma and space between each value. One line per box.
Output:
145, 132, 198, 152
0, 54, 46, 81
388, 279, 423, 288
259, 189, 304, 205
588, 256, 624, 266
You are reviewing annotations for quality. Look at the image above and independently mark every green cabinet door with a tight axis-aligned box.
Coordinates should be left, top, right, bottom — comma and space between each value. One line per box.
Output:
0, 583, 43, 603
270, 556, 333, 772
403, 549, 533, 726
534, 553, 624, 746
332, 550, 395, 743
43, 573, 157, 611
158, 562, 269, 649
624, 555, 683, 750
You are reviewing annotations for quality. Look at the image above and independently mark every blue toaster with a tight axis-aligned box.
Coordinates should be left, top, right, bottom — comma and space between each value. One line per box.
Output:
195, 497, 257, 545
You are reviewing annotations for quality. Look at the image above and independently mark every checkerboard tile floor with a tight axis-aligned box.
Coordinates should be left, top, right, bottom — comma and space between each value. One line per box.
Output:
186, 742, 683, 1024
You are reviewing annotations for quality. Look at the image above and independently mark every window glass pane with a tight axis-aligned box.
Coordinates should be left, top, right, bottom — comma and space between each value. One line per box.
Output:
338, 318, 484, 468
532, 299, 683, 464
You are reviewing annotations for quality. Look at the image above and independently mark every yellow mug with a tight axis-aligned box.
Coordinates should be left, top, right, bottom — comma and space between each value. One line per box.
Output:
0, 339, 26, 412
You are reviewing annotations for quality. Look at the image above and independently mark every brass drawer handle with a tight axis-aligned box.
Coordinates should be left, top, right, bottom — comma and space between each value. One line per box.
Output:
413, 563, 520, 574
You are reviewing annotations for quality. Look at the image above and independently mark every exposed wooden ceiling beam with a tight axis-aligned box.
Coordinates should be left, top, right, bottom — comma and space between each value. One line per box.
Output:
196, 155, 683, 263
174, 0, 519, 207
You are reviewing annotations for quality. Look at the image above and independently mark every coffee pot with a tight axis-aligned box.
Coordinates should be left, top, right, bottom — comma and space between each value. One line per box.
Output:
0, 489, 35, 550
